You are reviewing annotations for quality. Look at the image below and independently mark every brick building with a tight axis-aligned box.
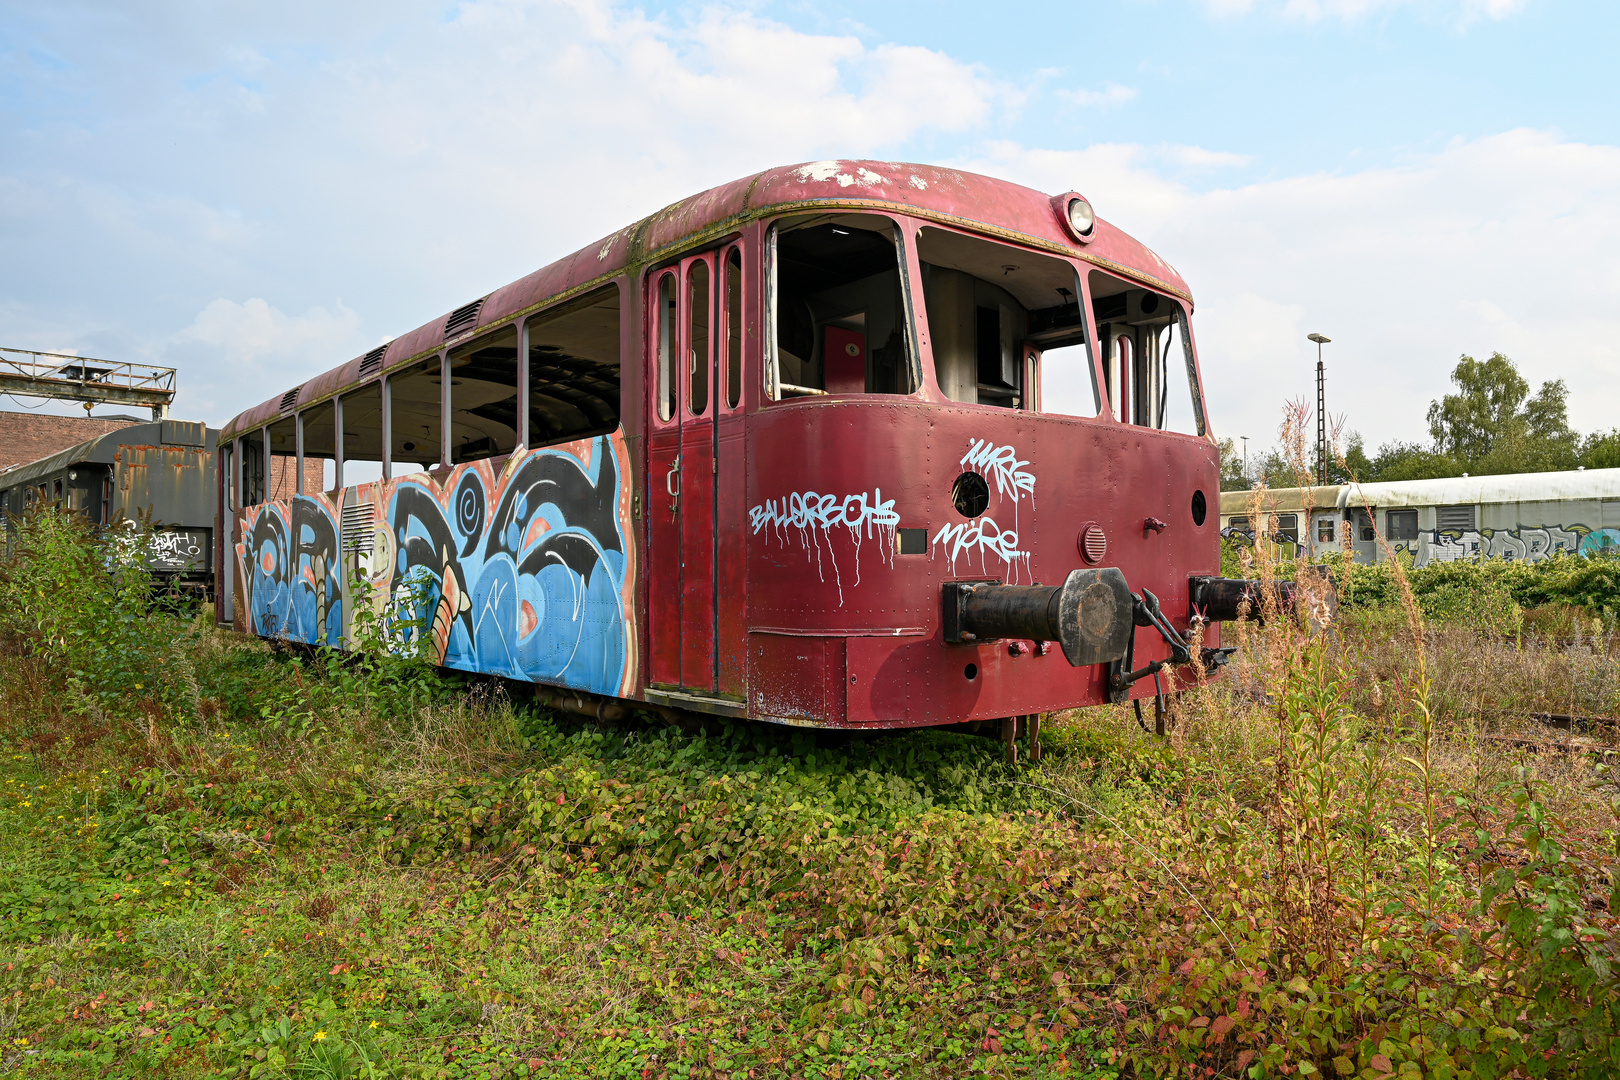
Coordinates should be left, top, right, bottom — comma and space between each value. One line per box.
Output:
0, 410, 142, 471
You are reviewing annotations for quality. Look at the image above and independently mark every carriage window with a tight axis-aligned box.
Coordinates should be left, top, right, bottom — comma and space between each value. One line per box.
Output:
299, 399, 338, 492
449, 327, 519, 464
656, 273, 677, 421
1273, 514, 1299, 544
390, 357, 443, 475
688, 261, 710, 416
770, 215, 916, 399
267, 415, 299, 498
526, 283, 621, 446
725, 247, 743, 409
340, 381, 386, 485
242, 430, 266, 504
1387, 509, 1420, 541
1316, 517, 1336, 543
222, 443, 236, 511
918, 227, 1094, 413
1090, 270, 1204, 434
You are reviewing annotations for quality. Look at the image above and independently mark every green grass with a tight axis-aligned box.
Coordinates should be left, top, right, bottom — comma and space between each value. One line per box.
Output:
3, 510, 1619, 1079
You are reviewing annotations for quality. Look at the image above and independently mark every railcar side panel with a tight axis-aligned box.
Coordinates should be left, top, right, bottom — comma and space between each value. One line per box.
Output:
233, 434, 639, 696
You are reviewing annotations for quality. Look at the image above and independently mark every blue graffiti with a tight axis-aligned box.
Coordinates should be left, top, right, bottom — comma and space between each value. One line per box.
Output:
238, 435, 633, 696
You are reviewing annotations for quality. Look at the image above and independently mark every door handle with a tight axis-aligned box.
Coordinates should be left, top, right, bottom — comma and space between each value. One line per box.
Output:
666, 454, 681, 497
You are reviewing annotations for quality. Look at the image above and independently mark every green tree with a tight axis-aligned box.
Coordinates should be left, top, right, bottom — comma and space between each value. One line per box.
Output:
1580, 428, 1620, 470
1426, 352, 1575, 469
1217, 437, 1250, 491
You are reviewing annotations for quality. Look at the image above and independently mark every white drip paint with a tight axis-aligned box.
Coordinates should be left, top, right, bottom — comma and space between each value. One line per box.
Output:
748, 488, 900, 606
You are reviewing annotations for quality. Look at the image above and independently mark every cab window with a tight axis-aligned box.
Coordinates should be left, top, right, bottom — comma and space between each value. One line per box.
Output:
917, 226, 1098, 414
768, 215, 917, 399
1090, 270, 1205, 435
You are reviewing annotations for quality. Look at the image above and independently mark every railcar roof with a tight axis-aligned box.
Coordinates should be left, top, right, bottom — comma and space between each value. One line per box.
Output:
0, 422, 217, 491
1219, 469, 1620, 516
1218, 486, 1345, 517
1339, 468, 1620, 508
221, 160, 1193, 442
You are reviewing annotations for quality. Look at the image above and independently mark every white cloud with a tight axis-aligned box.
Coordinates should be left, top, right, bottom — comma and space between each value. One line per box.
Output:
176, 298, 360, 367
1060, 83, 1137, 109
965, 129, 1620, 448
1199, 0, 1527, 21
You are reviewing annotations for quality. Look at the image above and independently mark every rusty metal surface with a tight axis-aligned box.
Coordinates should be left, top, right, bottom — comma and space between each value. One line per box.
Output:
115, 444, 216, 530
0, 345, 175, 413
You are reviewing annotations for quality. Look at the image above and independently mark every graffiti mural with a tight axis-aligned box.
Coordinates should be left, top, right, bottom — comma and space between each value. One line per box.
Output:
1428, 525, 1589, 565
932, 439, 1035, 582
236, 433, 637, 697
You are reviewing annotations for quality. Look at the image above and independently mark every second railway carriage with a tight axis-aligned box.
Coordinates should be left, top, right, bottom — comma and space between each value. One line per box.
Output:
1, 419, 219, 593
1220, 468, 1620, 566
219, 160, 1267, 730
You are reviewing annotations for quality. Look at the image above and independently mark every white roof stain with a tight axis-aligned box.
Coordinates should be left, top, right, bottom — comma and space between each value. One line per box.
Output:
908, 175, 929, 190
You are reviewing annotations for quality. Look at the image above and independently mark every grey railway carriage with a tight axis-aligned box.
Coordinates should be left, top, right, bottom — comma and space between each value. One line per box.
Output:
1220, 467, 1620, 566
0, 419, 219, 593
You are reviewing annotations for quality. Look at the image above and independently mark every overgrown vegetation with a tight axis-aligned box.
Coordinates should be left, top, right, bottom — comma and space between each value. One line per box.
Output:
2, 508, 1618, 1078
1220, 351, 1620, 489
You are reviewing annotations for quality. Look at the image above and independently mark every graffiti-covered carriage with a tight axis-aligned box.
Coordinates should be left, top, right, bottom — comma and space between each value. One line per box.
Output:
1, 420, 220, 597
219, 161, 1270, 738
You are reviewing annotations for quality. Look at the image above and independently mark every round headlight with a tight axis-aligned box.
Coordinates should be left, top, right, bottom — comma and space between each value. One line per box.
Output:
1067, 197, 1094, 237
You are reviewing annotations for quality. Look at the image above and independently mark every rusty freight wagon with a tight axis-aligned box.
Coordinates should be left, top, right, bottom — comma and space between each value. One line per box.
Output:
1, 419, 218, 595
218, 160, 1272, 743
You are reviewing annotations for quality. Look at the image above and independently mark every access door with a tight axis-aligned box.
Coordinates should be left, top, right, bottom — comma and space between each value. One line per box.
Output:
647, 254, 721, 690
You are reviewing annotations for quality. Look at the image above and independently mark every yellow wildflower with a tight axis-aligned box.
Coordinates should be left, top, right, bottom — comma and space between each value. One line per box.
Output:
313, 1031, 327, 1042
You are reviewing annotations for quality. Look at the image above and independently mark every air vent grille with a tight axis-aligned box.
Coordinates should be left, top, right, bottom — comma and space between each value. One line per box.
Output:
341, 503, 376, 556
357, 345, 387, 379
1437, 505, 1476, 533
444, 297, 486, 339
279, 388, 300, 413
1080, 523, 1108, 564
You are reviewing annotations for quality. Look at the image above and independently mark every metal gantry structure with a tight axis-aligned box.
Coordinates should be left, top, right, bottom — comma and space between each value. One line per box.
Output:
0, 346, 175, 419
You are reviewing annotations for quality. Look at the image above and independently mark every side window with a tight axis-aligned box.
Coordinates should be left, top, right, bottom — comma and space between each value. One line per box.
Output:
917, 226, 1095, 414
688, 261, 710, 416
1387, 509, 1419, 541
1273, 513, 1299, 544
300, 399, 338, 492
340, 381, 386, 484
222, 443, 236, 511
390, 357, 443, 475
1316, 516, 1336, 544
1090, 270, 1205, 434
769, 215, 916, 399
449, 327, 519, 464
526, 283, 622, 446
656, 273, 677, 421
242, 430, 267, 504
267, 415, 298, 497
725, 247, 743, 409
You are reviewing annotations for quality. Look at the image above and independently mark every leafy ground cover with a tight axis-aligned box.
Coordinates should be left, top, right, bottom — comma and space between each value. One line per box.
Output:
1, 510, 1618, 1079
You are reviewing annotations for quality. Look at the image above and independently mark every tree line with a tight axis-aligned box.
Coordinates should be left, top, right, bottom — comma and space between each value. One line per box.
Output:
1221, 351, 1620, 491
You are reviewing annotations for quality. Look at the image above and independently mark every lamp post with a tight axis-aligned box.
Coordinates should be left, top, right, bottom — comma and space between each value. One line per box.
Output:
1240, 436, 1249, 486
1307, 333, 1331, 484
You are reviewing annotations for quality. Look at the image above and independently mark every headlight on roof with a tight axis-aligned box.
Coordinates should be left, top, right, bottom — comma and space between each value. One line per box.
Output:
1052, 191, 1096, 243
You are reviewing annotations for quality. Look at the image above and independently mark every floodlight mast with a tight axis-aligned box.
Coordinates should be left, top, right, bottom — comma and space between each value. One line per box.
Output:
0, 346, 176, 419
1307, 333, 1331, 484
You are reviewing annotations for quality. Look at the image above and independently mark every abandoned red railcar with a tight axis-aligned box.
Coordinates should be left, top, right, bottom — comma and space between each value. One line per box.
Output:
217, 160, 1239, 735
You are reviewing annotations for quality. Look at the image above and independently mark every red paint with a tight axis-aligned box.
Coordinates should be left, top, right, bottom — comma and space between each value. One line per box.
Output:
823, 326, 866, 394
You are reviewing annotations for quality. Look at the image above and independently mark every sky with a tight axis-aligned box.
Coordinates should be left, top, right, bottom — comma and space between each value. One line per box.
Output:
2, 0, 1618, 455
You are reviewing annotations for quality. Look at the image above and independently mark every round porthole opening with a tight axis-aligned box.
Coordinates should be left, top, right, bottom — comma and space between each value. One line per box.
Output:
952, 472, 990, 518
964, 663, 978, 681
1191, 489, 1208, 527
